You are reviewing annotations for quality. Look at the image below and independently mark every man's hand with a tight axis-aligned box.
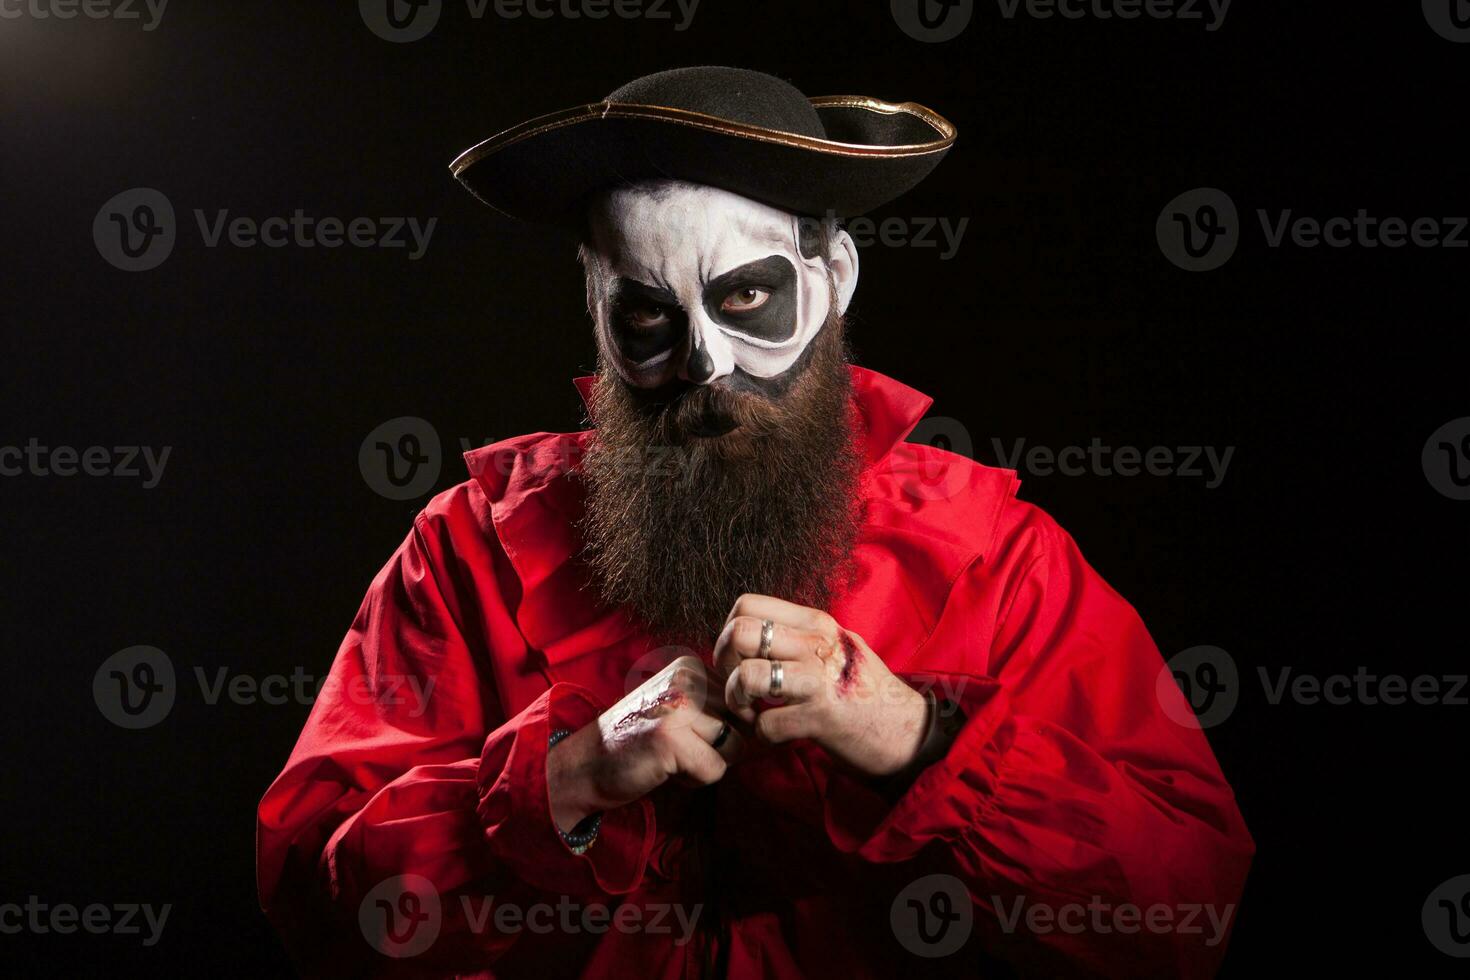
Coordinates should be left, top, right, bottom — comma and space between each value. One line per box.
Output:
713, 594, 930, 778
547, 656, 741, 832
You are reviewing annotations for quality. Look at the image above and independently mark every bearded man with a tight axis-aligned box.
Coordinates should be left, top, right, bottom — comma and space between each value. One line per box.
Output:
257, 67, 1253, 979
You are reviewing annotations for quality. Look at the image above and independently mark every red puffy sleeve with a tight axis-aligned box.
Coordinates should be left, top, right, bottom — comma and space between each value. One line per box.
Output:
815, 502, 1255, 977
255, 499, 654, 977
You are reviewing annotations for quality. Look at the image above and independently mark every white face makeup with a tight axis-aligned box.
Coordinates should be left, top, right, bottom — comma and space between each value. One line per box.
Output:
583, 181, 858, 390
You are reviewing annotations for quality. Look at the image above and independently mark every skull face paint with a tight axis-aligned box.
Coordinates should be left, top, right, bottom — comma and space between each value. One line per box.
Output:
584, 181, 859, 391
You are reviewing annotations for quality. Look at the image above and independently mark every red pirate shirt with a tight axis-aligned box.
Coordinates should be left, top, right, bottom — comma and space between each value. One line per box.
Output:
256, 366, 1253, 978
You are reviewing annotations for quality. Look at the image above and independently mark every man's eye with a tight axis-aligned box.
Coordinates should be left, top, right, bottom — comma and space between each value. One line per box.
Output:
720, 287, 770, 314
628, 305, 671, 328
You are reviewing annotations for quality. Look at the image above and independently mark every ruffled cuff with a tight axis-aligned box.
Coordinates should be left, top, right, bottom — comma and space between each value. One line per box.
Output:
815, 676, 1014, 862
475, 682, 656, 897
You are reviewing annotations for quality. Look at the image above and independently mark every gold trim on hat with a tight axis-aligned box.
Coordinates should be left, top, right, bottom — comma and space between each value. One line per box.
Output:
449, 95, 956, 176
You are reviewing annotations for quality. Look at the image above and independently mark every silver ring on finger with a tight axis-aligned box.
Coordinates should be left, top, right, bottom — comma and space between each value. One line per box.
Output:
769, 659, 784, 698
758, 619, 775, 659
711, 721, 731, 750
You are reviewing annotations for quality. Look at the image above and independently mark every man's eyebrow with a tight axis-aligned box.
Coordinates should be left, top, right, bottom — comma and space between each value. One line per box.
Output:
706, 255, 795, 291
611, 276, 679, 305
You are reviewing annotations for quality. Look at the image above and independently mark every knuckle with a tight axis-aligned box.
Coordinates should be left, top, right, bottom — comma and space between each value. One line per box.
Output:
738, 659, 765, 688
733, 615, 761, 651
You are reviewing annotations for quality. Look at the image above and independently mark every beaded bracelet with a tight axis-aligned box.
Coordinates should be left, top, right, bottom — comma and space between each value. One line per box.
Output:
548, 728, 602, 855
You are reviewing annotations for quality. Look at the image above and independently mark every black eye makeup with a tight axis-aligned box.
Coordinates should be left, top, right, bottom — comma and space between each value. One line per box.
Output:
609, 278, 687, 364
701, 256, 798, 343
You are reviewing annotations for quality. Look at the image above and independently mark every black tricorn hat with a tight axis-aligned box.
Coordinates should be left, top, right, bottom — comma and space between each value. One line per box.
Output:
449, 66, 956, 227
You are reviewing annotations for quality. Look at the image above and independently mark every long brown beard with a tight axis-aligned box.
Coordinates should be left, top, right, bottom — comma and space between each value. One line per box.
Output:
577, 314, 863, 646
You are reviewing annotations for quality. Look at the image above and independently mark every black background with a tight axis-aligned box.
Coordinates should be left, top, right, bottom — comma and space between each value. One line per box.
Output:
3, 1, 1467, 975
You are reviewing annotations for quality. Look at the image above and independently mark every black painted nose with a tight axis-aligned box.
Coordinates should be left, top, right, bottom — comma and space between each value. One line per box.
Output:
686, 340, 715, 384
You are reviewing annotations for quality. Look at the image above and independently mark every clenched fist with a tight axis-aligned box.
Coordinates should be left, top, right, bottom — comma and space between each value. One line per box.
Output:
713, 594, 931, 778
